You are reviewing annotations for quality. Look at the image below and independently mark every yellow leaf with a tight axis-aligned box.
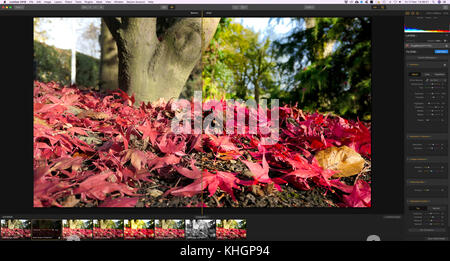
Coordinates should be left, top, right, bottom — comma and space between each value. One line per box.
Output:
77, 110, 110, 120
61, 195, 80, 207
315, 145, 365, 178
34, 116, 51, 128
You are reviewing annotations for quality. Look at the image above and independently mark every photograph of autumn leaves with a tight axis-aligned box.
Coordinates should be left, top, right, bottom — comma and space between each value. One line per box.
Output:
33, 17, 371, 208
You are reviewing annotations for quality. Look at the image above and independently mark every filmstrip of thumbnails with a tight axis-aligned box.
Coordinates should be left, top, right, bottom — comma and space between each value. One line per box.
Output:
0, 219, 246, 240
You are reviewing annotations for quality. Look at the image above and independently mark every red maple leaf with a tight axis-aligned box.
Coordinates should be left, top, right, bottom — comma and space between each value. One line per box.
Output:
240, 153, 283, 190
283, 155, 322, 179
188, 134, 204, 152
172, 164, 241, 201
73, 171, 137, 202
207, 135, 240, 153
147, 154, 180, 171
157, 133, 186, 155
281, 154, 336, 188
342, 179, 371, 207
98, 197, 139, 207
174, 160, 202, 179
121, 149, 154, 171
111, 89, 135, 106
137, 120, 159, 146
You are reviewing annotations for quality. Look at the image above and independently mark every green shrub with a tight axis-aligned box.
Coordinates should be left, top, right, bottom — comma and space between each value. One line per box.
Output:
34, 41, 99, 87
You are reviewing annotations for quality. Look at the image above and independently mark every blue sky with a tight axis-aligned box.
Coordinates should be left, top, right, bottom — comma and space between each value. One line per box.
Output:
36, 18, 101, 58
238, 17, 296, 41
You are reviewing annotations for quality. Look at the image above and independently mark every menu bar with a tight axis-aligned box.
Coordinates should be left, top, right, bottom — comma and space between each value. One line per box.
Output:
2, 0, 448, 4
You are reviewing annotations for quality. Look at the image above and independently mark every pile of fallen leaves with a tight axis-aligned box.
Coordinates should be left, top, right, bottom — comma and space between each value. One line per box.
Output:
34, 81, 371, 208
216, 228, 247, 240
93, 228, 123, 239
1, 228, 31, 239
62, 228, 93, 240
155, 228, 185, 239
124, 227, 155, 239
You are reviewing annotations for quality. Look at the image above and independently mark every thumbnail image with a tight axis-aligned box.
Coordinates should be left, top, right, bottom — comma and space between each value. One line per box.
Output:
155, 219, 185, 239
31, 219, 62, 239
124, 219, 154, 240
216, 219, 246, 240
185, 219, 216, 240
62, 219, 93, 240
0, 220, 31, 240
33, 17, 371, 208
93, 219, 124, 240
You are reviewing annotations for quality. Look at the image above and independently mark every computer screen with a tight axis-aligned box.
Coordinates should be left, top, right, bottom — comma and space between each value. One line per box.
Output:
0, 0, 448, 255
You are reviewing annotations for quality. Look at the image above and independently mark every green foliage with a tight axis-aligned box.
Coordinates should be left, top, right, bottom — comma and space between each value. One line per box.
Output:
2, 220, 30, 229
34, 40, 99, 87
217, 219, 245, 229
76, 52, 100, 87
237, 220, 246, 229
203, 19, 277, 102
63, 220, 92, 229
125, 219, 147, 229
203, 17, 371, 119
273, 17, 371, 120
94, 219, 123, 229
156, 219, 183, 229
145, 220, 154, 228
33, 18, 48, 42
202, 18, 234, 100
176, 220, 184, 229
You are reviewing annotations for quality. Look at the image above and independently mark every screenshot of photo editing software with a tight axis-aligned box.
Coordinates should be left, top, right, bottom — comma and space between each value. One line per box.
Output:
0, 0, 448, 254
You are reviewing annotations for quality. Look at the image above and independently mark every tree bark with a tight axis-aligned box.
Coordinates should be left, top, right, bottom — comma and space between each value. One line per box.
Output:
99, 20, 119, 91
99, 220, 106, 229
104, 17, 220, 104
254, 82, 260, 104
180, 59, 202, 99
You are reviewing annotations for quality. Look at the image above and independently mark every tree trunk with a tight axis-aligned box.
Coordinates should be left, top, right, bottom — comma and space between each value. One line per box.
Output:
99, 220, 106, 229
68, 220, 76, 229
180, 60, 202, 99
99, 20, 119, 91
104, 17, 220, 104
254, 82, 260, 104
162, 220, 169, 229
223, 220, 232, 229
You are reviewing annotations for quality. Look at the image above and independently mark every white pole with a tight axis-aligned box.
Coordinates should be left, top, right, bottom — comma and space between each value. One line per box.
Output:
71, 19, 76, 85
